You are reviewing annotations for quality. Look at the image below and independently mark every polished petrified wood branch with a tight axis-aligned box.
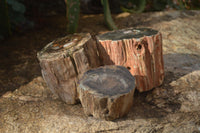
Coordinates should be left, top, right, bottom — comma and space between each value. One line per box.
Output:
78, 65, 136, 120
96, 28, 164, 92
37, 33, 100, 104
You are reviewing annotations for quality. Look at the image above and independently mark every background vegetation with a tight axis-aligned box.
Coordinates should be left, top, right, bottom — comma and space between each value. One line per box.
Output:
0, 0, 200, 39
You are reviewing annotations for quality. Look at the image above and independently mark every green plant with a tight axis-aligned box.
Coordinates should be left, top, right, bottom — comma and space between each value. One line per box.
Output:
65, 0, 80, 33
152, 0, 169, 10
177, 0, 200, 10
7, 0, 27, 30
101, 0, 117, 30
0, 0, 11, 38
65, 0, 117, 33
0, 0, 33, 39
120, 0, 146, 13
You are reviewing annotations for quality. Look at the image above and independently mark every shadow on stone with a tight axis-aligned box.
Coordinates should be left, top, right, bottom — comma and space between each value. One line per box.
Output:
116, 53, 200, 121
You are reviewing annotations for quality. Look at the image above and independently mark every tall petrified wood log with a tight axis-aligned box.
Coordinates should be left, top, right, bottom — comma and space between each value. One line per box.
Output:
78, 65, 136, 120
37, 33, 100, 104
96, 28, 164, 92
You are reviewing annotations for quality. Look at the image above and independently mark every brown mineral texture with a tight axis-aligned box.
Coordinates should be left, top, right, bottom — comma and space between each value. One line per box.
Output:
97, 28, 164, 92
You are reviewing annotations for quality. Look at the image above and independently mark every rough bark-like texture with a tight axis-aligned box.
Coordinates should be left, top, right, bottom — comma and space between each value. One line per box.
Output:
78, 65, 136, 120
1, 10, 200, 133
97, 28, 164, 92
37, 33, 100, 104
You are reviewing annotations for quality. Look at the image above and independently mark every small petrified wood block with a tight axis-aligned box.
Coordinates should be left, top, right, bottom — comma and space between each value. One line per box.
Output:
78, 65, 136, 120
96, 28, 164, 92
37, 33, 100, 104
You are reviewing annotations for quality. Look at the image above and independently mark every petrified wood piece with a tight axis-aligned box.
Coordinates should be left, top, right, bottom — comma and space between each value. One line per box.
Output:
37, 33, 100, 104
96, 28, 164, 92
78, 65, 136, 120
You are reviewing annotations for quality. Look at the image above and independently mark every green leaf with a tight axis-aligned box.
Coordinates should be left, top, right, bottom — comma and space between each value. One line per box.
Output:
7, 0, 26, 13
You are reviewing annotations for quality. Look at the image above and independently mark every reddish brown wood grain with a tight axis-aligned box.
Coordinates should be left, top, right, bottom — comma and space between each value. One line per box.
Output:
97, 28, 164, 92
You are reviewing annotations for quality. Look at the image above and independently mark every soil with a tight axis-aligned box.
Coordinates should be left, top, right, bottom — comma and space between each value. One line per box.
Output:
0, 10, 200, 132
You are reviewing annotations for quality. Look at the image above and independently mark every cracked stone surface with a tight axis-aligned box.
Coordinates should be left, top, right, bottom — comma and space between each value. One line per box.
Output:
0, 10, 200, 133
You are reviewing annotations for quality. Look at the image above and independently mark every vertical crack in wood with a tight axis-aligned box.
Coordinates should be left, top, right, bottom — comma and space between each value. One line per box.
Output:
41, 64, 58, 96
152, 36, 156, 87
83, 43, 91, 67
142, 39, 150, 91
38, 33, 101, 104
94, 36, 101, 59
81, 30, 163, 98
100, 97, 109, 118
159, 33, 164, 84
49, 61, 60, 85
69, 55, 79, 76
122, 39, 128, 66
74, 79, 79, 102
148, 36, 155, 88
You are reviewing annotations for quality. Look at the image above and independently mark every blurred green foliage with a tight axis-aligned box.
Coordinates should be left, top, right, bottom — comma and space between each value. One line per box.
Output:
0, 0, 33, 39
1, 0, 199, 37
0, 0, 11, 39
101, 0, 117, 30
120, 0, 146, 13
179, 0, 200, 10
120, 0, 200, 12
7, 0, 26, 27
65, 0, 80, 33
66, 0, 200, 33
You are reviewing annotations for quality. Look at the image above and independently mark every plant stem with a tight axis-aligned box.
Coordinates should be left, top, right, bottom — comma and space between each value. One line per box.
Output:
102, 0, 117, 30
65, 0, 80, 34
